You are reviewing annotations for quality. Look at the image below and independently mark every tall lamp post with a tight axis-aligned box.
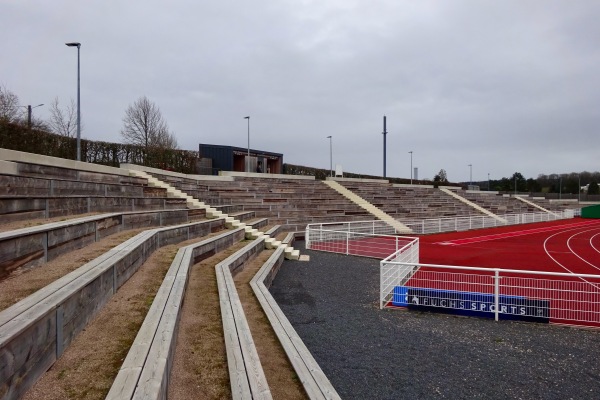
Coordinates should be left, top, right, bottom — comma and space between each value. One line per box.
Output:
66, 42, 81, 161
468, 164, 472, 187
21, 104, 44, 128
327, 136, 333, 177
244, 116, 250, 172
488, 173, 490, 191
409, 151, 413, 184
559, 176, 562, 200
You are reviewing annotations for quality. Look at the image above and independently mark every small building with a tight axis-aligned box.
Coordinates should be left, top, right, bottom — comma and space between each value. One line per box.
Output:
198, 143, 283, 175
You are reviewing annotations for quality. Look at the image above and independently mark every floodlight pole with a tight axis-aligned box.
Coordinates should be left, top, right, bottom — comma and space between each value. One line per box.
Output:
382, 115, 387, 178
327, 136, 333, 177
468, 164, 472, 187
488, 173, 490, 191
244, 116, 250, 172
409, 151, 413, 184
66, 42, 81, 161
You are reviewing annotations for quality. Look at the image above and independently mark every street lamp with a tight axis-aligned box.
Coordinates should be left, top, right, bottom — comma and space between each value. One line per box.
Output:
468, 164, 472, 187
66, 42, 81, 161
488, 173, 490, 191
578, 174, 581, 203
326, 136, 333, 177
408, 151, 413, 185
20, 104, 44, 128
244, 116, 250, 172
559, 176, 562, 200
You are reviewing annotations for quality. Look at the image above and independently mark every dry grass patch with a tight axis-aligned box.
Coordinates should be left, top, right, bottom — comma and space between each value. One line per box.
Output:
168, 240, 250, 400
21, 233, 212, 400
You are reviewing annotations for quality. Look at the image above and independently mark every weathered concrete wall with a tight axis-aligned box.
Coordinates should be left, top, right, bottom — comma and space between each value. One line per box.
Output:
0, 218, 226, 400
0, 209, 208, 281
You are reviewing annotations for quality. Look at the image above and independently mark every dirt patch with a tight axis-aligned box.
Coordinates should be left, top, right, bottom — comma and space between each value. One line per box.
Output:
21, 234, 214, 400
234, 249, 307, 399
0, 229, 143, 311
168, 240, 250, 400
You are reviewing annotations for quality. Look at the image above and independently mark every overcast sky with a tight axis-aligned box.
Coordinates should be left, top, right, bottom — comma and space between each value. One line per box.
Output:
2, 1, 599, 182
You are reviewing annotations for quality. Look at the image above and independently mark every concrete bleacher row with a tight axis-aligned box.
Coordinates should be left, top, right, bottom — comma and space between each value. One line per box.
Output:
0, 217, 227, 400
337, 180, 481, 220
0, 147, 583, 399
145, 170, 375, 231
0, 208, 206, 281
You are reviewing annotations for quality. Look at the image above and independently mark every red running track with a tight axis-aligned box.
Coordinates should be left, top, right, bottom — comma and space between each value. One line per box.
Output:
415, 218, 600, 326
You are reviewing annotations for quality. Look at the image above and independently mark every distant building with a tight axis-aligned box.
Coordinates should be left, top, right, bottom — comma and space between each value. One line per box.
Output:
198, 143, 283, 175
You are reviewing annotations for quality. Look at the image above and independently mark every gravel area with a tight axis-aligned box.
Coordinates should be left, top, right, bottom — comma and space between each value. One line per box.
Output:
270, 242, 600, 400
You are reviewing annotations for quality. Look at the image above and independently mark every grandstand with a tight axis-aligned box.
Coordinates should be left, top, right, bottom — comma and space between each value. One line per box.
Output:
0, 148, 588, 400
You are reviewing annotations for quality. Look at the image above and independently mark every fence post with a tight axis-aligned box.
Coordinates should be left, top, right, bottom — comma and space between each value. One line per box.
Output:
346, 232, 349, 255
494, 270, 500, 322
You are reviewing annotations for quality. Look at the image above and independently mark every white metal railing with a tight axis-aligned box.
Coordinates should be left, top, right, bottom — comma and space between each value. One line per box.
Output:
380, 238, 419, 309
305, 209, 576, 238
305, 227, 416, 260
381, 262, 600, 327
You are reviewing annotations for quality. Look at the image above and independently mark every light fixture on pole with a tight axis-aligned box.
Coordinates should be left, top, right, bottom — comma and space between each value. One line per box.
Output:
20, 104, 44, 128
382, 115, 387, 177
559, 176, 562, 200
244, 116, 250, 172
468, 164, 472, 187
326, 136, 333, 177
66, 42, 81, 161
409, 151, 413, 185
578, 174, 581, 203
488, 173, 490, 191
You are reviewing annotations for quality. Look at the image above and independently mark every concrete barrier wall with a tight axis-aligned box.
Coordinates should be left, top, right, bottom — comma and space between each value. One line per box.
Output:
0, 219, 225, 400
0, 209, 204, 281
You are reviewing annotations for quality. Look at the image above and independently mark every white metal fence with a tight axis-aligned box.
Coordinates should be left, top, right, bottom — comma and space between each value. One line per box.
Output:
382, 263, 600, 327
305, 210, 600, 327
305, 227, 416, 260
305, 210, 575, 238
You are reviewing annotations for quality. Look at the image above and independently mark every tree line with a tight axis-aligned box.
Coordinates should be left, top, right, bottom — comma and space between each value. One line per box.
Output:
472, 171, 599, 195
1, 84, 177, 150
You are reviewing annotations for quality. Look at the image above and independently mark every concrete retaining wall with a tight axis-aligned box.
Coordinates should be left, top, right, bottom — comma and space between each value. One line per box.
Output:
0, 219, 224, 400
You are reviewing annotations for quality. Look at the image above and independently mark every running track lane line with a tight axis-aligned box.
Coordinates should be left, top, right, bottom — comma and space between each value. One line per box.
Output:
543, 227, 600, 290
436, 219, 600, 246
566, 228, 600, 273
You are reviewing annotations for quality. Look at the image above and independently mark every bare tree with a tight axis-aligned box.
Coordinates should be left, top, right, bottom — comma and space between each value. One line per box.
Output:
121, 96, 178, 149
48, 97, 80, 137
0, 84, 20, 123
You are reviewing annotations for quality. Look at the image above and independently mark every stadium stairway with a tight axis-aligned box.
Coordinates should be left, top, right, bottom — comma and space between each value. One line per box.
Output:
323, 180, 412, 234
125, 167, 300, 260
513, 195, 560, 217
439, 188, 508, 223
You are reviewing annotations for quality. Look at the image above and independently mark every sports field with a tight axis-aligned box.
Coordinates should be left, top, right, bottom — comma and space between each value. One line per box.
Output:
408, 218, 600, 327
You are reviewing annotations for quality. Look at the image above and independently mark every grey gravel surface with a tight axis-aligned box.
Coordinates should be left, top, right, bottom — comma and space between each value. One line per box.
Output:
270, 242, 600, 400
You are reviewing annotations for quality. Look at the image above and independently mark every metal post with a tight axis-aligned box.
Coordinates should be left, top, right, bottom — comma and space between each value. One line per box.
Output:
244, 116, 250, 172
578, 174, 581, 203
559, 177, 562, 200
494, 270, 500, 322
409, 151, 413, 184
382, 115, 387, 178
488, 173, 490, 191
327, 135, 333, 177
76, 45, 80, 161
468, 164, 472, 187
66, 42, 81, 161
